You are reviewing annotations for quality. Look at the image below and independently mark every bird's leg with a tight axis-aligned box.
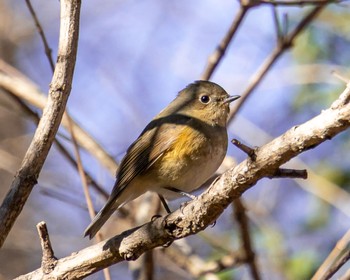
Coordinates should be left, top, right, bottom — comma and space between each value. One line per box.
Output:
162, 186, 197, 215
158, 194, 172, 214
163, 186, 196, 200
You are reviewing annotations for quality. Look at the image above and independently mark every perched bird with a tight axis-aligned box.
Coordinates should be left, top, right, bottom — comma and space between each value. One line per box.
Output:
84, 80, 240, 239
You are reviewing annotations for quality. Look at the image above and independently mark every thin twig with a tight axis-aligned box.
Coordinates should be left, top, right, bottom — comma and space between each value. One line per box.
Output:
0, 59, 119, 175
0, 0, 81, 248
25, 0, 55, 72
312, 229, 350, 280
272, 6, 283, 42
201, 4, 250, 80
270, 168, 308, 179
229, 2, 328, 121
231, 139, 257, 159
233, 198, 261, 280
36, 221, 57, 274
232, 140, 308, 179
67, 117, 96, 224
4, 90, 108, 198
67, 116, 111, 280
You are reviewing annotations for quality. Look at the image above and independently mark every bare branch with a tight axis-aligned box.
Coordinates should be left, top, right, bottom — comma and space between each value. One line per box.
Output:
0, 59, 119, 175
67, 116, 112, 280
270, 168, 308, 179
201, 4, 249, 80
233, 198, 261, 280
15, 82, 350, 279
4, 90, 109, 198
25, 0, 55, 72
231, 139, 257, 159
232, 139, 308, 179
312, 229, 350, 280
0, 0, 81, 248
229, 2, 328, 121
36, 222, 57, 274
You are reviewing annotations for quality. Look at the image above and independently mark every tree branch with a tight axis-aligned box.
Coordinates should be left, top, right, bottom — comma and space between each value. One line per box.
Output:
4, 89, 109, 199
0, 59, 119, 175
0, 0, 81, 248
15, 82, 350, 279
36, 222, 57, 274
233, 198, 261, 280
312, 228, 350, 280
25, 0, 55, 72
229, 2, 328, 121
201, 2, 250, 80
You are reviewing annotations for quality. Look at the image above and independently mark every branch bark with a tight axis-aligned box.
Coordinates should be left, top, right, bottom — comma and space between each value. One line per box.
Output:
15, 83, 350, 279
0, 0, 81, 248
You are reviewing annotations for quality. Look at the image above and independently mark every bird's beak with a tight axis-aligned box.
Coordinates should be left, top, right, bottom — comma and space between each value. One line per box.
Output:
224, 95, 240, 104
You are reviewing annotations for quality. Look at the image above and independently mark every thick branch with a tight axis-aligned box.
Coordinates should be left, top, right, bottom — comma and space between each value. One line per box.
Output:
0, 0, 81, 248
15, 84, 350, 279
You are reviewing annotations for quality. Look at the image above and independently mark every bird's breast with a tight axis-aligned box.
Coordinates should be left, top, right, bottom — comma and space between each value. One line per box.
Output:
153, 125, 227, 193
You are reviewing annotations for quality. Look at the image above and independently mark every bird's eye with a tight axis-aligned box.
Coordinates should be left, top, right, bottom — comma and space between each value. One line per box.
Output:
200, 95, 210, 104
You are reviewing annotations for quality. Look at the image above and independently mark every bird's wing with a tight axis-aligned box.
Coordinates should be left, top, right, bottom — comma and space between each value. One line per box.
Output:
111, 114, 193, 196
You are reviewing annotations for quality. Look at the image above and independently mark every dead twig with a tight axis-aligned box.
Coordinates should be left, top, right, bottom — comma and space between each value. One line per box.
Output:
201, 2, 250, 80
233, 198, 261, 280
0, 59, 118, 175
232, 139, 308, 179
312, 229, 350, 280
36, 221, 57, 274
229, 2, 328, 121
4, 90, 108, 198
25, 0, 55, 72
67, 116, 112, 280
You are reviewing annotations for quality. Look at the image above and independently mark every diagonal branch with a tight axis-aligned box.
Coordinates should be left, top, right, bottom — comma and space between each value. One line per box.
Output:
201, 2, 250, 80
0, 59, 119, 175
0, 0, 81, 248
4, 89, 109, 198
229, 2, 328, 121
25, 0, 55, 72
15, 82, 350, 279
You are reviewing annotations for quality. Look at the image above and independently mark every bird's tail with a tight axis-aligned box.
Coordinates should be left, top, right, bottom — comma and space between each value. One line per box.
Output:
84, 198, 119, 239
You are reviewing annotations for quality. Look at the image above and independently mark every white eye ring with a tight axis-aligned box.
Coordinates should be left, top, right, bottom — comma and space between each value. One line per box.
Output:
200, 95, 210, 104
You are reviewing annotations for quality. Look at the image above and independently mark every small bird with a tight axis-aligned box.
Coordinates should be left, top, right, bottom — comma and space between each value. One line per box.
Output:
84, 80, 240, 239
